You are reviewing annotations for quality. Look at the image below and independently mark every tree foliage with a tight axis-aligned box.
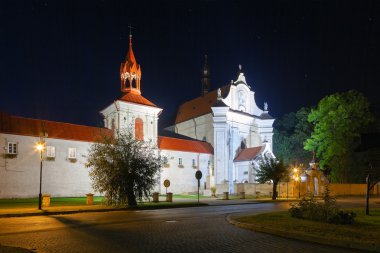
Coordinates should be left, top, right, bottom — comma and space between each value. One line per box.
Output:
256, 157, 288, 200
304, 90, 374, 183
273, 107, 313, 164
86, 129, 162, 207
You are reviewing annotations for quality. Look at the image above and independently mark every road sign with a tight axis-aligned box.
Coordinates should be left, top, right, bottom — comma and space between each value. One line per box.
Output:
195, 170, 202, 180
195, 171, 202, 204
164, 179, 170, 188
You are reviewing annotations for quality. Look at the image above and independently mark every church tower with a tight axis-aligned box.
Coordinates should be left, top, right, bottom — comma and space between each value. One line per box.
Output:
120, 34, 142, 94
100, 34, 162, 143
201, 55, 211, 96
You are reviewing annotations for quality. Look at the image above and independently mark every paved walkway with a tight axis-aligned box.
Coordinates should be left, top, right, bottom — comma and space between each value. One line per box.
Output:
1, 196, 378, 218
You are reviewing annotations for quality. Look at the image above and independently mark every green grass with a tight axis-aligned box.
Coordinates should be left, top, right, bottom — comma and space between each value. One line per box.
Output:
236, 208, 380, 251
0, 197, 104, 209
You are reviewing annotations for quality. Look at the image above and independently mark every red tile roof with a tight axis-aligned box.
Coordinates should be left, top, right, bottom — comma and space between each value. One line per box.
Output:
234, 146, 263, 162
118, 92, 158, 107
158, 136, 214, 154
175, 85, 231, 124
0, 111, 113, 143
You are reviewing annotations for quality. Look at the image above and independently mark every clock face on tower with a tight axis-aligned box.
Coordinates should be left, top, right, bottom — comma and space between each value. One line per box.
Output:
238, 90, 246, 112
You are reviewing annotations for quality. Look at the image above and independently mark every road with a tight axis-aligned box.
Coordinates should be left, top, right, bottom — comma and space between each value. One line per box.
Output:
0, 202, 365, 253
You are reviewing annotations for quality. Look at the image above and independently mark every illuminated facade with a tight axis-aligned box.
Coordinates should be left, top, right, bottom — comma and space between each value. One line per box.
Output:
0, 36, 273, 197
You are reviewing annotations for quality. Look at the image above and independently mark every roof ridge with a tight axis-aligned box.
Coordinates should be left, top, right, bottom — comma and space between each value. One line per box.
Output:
159, 135, 210, 143
10, 115, 104, 129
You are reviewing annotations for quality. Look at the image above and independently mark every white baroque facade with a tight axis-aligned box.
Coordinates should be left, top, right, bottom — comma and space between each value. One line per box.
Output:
174, 67, 275, 193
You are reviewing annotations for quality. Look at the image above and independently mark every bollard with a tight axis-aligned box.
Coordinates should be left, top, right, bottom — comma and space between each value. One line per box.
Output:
166, 192, 173, 202
86, 193, 94, 205
240, 191, 245, 199
223, 191, 229, 200
153, 192, 159, 203
42, 194, 50, 207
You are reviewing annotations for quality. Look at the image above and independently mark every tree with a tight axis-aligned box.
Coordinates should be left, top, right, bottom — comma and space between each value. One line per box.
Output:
256, 157, 288, 200
304, 90, 374, 183
86, 129, 162, 207
273, 107, 313, 164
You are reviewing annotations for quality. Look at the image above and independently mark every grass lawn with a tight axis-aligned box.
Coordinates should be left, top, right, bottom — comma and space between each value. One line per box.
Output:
235, 208, 380, 252
0, 197, 104, 209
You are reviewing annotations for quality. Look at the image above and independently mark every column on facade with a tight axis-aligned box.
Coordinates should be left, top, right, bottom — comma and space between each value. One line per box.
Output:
211, 105, 230, 192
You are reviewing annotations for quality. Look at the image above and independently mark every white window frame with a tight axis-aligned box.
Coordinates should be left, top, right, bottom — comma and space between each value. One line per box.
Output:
7, 142, 17, 154
68, 148, 77, 159
46, 146, 56, 158
178, 158, 182, 165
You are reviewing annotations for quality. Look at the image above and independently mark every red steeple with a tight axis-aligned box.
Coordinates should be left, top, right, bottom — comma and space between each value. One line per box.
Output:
120, 34, 142, 95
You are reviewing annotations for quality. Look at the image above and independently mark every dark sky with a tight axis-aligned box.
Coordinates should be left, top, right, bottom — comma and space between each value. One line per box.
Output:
1, 0, 379, 129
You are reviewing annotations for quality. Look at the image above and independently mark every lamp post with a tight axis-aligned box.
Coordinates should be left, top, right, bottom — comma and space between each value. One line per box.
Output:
36, 140, 45, 210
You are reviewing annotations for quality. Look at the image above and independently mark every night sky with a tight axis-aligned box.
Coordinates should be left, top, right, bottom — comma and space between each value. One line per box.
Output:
1, 0, 379, 129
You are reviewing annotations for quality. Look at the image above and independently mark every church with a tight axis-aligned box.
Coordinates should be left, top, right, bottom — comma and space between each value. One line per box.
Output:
0, 35, 274, 198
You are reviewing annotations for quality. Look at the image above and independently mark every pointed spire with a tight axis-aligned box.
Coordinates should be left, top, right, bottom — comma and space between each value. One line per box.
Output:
201, 54, 211, 96
120, 27, 142, 95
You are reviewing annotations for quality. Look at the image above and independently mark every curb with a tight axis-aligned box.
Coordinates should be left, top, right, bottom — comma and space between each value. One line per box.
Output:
226, 214, 379, 253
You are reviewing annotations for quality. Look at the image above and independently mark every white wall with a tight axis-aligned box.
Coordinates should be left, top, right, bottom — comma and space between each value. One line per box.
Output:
0, 133, 95, 198
159, 149, 212, 194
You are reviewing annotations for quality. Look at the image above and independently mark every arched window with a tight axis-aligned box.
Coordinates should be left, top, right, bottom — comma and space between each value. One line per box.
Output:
135, 118, 144, 140
240, 138, 246, 149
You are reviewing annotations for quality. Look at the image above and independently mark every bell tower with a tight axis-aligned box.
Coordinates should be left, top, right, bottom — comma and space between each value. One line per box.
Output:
101, 32, 162, 144
120, 33, 142, 95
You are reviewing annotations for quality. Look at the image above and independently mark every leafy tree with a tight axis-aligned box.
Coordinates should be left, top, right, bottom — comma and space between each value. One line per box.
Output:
256, 157, 288, 200
304, 90, 374, 183
86, 129, 162, 207
273, 107, 313, 164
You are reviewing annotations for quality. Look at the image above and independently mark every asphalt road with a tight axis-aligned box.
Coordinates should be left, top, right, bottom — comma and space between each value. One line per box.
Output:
0, 202, 365, 253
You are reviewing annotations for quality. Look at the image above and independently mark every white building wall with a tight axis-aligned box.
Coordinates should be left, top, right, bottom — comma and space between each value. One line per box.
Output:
100, 101, 162, 144
175, 114, 214, 145
159, 149, 212, 194
0, 133, 95, 198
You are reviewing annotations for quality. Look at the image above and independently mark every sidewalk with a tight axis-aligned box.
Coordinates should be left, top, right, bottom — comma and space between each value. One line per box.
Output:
0, 196, 278, 218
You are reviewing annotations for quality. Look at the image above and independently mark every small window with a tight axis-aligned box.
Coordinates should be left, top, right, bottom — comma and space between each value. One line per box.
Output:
46, 146, 55, 158
208, 160, 211, 166
68, 148, 77, 159
7, 142, 17, 154
163, 157, 168, 164
178, 158, 182, 165
192, 159, 196, 167
244, 171, 248, 175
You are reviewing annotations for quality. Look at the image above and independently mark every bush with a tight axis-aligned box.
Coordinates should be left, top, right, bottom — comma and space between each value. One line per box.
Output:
327, 210, 356, 225
289, 184, 356, 225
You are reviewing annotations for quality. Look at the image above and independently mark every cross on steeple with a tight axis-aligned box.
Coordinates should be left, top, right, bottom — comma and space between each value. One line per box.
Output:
128, 25, 134, 38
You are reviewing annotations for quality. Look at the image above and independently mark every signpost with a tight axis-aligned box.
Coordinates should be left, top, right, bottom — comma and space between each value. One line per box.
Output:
195, 170, 202, 204
163, 179, 170, 194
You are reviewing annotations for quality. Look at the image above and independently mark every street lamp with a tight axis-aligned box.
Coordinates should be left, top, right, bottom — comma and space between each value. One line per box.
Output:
36, 140, 45, 210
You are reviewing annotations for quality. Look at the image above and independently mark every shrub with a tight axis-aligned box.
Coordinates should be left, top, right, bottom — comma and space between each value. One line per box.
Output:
289, 184, 356, 225
327, 210, 356, 225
